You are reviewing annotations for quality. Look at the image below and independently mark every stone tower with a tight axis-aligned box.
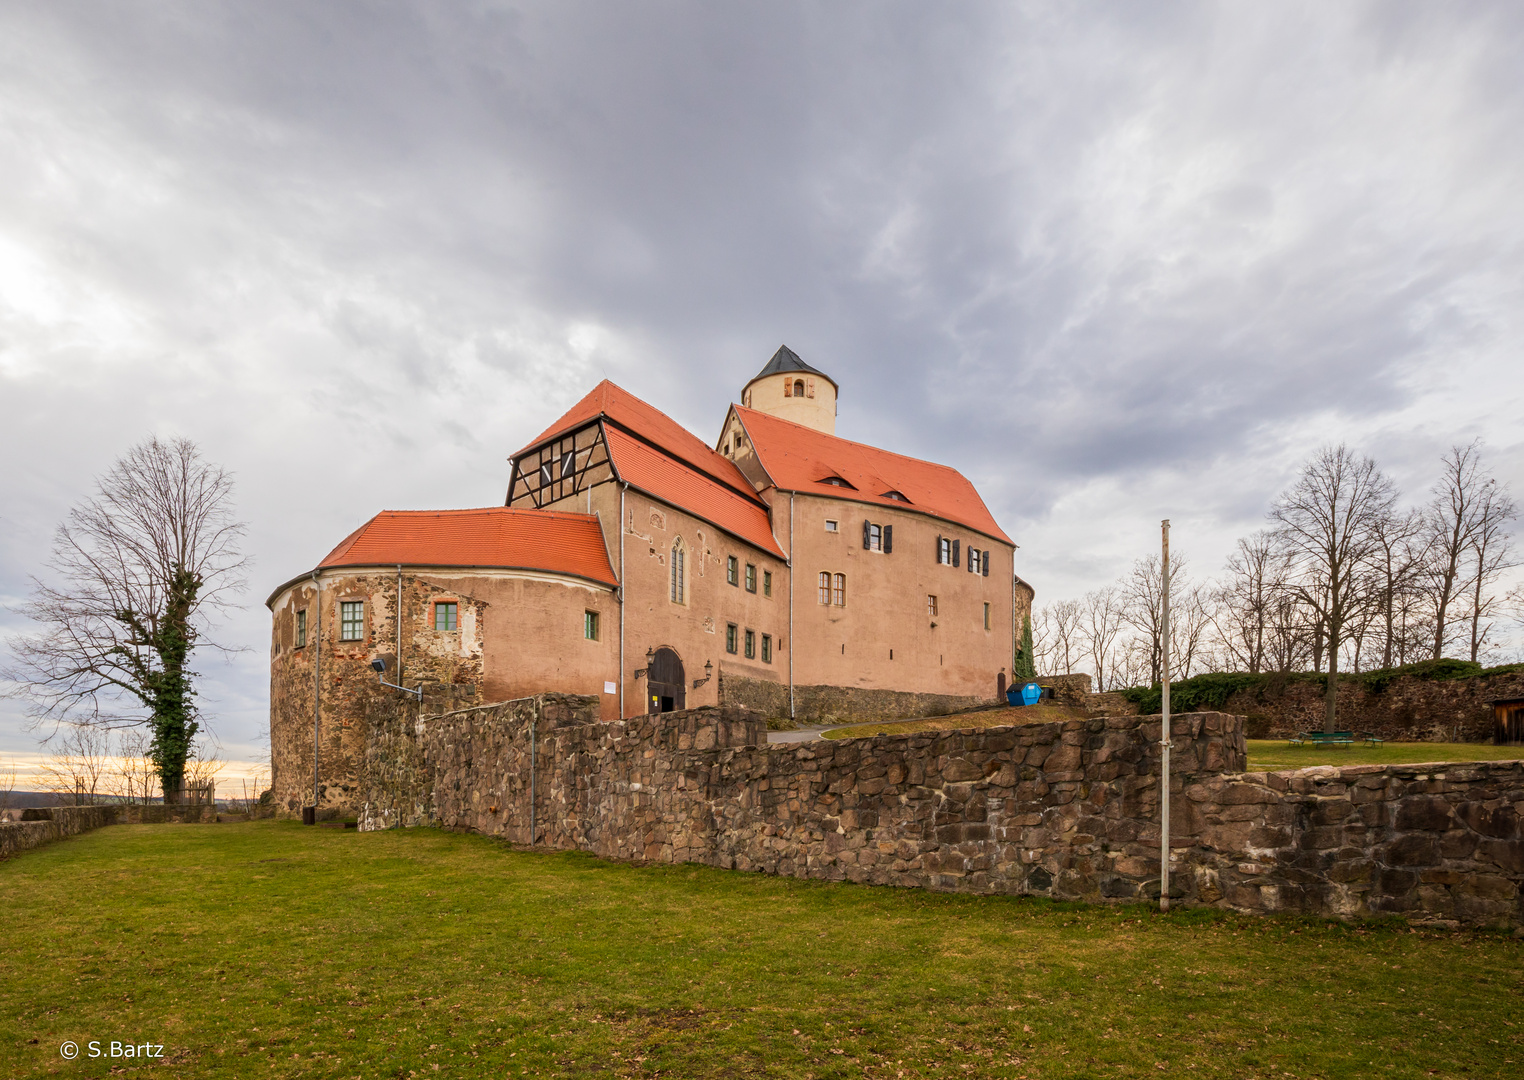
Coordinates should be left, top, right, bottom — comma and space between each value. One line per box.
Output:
740, 345, 838, 435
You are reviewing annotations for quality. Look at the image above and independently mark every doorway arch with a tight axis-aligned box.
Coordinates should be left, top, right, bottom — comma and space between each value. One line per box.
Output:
647, 647, 686, 713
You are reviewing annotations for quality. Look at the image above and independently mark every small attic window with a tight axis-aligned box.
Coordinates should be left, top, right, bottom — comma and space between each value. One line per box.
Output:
882, 490, 910, 503
818, 474, 856, 490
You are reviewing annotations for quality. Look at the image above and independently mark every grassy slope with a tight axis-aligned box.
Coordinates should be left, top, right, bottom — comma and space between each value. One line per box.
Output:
1247, 740, 1524, 771
1, 824, 1521, 1079
825, 704, 1082, 739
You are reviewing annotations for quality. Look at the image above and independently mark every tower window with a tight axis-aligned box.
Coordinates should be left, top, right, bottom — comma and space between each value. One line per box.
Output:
726, 623, 738, 654
295, 609, 307, 648
984, 602, 992, 630
793, 378, 804, 397
938, 537, 951, 565
818, 572, 831, 605
339, 601, 364, 642
745, 563, 757, 593
832, 573, 846, 607
825, 519, 838, 533
584, 610, 600, 640
928, 595, 938, 617
434, 602, 458, 632
727, 555, 739, 586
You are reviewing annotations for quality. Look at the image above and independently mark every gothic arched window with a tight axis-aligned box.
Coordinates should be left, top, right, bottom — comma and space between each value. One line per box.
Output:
670, 539, 685, 604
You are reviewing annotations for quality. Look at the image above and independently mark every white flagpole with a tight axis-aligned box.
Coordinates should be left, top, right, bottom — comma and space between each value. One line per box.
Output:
1159, 518, 1172, 912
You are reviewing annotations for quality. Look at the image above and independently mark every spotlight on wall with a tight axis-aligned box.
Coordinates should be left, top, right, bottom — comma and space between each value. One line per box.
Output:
371, 654, 421, 699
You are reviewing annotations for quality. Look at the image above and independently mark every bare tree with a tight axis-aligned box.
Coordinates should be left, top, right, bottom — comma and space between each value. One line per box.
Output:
105, 729, 159, 804
1366, 508, 1426, 669
1465, 478, 1518, 662
1270, 445, 1398, 731
1121, 554, 1190, 685
1045, 599, 1085, 677
1421, 442, 1488, 659
3, 438, 247, 802
1082, 586, 1126, 691
0, 757, 19, 820
1211, 531, 1290, 674
37, 725, 114, 805
1168, 584, 1212, 679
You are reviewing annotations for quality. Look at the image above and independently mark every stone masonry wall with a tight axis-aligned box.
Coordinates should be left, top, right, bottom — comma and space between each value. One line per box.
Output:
0, 805, 118, 861
1223, 670, 1524, 742
720, 671, 992, 723
360, 697, 1524, 926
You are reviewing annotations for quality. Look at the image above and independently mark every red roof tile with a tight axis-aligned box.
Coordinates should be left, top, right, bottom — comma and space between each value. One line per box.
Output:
316, 507, 617, 585
603, 427, 786, 557
732, 406, 1014, 545
519, 380, 756, 498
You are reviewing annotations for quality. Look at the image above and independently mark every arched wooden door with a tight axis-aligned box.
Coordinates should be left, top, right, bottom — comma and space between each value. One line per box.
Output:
648, 647, 686, 714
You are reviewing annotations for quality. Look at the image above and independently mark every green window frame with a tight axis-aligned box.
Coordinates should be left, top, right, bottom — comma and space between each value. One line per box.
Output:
727, 556, 739, 586
744, 629, 756, 659
745, 563, 757, 593
726, 623, 738, 654
761, 634, 772, 663
762, 570, 772, 597
339, 600, 364, 642
295, 609, 307, 648
584, 610, 599, 641
434, 601, 458, 632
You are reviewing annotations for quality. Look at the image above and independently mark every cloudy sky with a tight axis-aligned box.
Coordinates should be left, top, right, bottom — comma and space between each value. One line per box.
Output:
3, 1, 1522, 773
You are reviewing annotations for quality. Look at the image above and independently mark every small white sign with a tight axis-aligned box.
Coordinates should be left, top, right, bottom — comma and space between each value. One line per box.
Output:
603, 681, 617, 695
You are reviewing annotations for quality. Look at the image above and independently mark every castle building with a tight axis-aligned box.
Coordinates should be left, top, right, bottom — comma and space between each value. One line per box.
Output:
265, 347, 1030, 816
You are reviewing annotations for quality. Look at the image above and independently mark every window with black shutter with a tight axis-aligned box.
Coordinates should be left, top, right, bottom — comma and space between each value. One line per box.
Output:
982, 550, 990, 577
862, 520, 871, 549
883, 524, 893, 553
952, 539, 960, 567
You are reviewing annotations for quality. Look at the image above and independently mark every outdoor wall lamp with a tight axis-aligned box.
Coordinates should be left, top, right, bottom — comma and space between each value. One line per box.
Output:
692, 659, 714, 689
633, 646, 656, 680
371, 656, 422, 700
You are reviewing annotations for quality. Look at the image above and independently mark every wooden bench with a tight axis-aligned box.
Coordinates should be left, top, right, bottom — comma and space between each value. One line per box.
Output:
1289, 731, 1355, 747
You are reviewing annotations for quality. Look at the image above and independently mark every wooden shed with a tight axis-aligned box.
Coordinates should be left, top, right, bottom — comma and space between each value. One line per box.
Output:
1492, 698, 1524, 746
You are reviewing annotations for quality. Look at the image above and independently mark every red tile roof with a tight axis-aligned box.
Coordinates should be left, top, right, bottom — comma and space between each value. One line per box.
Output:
316, 507, 617, 585
603, 427, 786, 557
519, 379, 756, 498
732, 406, 1014, 545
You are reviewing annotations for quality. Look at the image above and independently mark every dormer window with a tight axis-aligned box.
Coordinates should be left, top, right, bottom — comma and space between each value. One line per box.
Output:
817, 474, 856, 490
881, 490, 909, 503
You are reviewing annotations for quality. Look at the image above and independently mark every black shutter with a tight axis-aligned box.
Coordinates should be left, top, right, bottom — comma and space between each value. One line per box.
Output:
936, 535, 943, 563
862, 519, 871, 549
883, 525, 893, 554
982, 550, 990, 577
952, 539, 960, 567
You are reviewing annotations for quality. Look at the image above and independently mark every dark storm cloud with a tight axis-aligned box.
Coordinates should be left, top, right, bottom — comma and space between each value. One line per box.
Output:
3, 1, 1522, 764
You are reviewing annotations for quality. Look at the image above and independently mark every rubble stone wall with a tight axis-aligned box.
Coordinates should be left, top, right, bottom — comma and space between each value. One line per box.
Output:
359, 696, 1524, 926
0, 805, 118, 860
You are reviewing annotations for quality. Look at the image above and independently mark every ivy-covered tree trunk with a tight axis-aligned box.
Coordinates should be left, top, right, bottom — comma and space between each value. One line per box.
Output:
1014, 613, 1038, 682
141, 568, 202, 802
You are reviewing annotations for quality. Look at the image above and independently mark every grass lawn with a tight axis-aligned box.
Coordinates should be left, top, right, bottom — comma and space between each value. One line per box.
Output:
1247, 740, 1524, 771
825, 704, 1082, 739
2, 824, 1521, 1079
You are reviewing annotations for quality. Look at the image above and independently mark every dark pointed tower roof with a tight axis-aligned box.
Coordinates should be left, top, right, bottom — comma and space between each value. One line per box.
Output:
743, 345, 837, 392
